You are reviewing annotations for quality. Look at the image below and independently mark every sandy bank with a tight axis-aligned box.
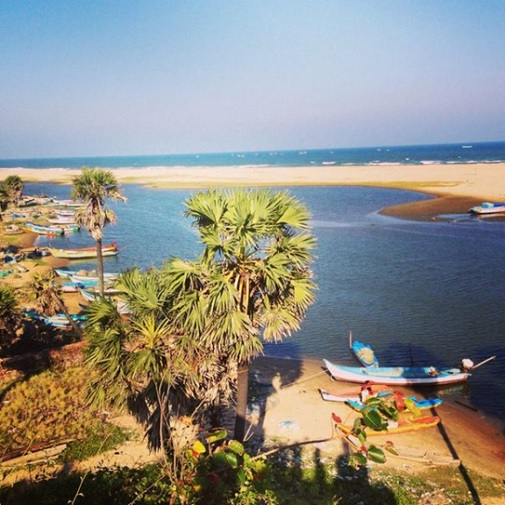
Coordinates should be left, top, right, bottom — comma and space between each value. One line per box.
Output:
3, 163, 505, 201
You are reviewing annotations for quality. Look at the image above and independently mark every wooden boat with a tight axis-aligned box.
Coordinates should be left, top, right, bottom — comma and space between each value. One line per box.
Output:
323, 358, 470, 386
469, 202, 505, 215
319, 387, 392, 403
335, 414, 441, 436
346, 395, 442, 413
79, 287, 122, 301
54, 267, 119, 281
23, 310, 87, 328
70, 272, 118, 283
48, 243, 119, 259
25, 221, 64, 236
351, 340, 379, 367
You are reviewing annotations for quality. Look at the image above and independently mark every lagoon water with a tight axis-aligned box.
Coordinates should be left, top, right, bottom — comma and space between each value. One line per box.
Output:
26, 181, 505, 427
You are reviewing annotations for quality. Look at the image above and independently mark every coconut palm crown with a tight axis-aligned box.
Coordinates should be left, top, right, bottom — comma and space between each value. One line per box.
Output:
72, 167, 126, 295
183, 188, 317, 440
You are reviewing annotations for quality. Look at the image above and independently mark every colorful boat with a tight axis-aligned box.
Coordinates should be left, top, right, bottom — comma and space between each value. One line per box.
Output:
25, 221, 64, 236
469, 202, 505, 215
319, 387, 392, 403
335, 414, 441, 436
23, 310, 87, 328
323, 358, 470, 386
48, 243, 119, 259
346, 395, 442, 413
351, 340, 379, 367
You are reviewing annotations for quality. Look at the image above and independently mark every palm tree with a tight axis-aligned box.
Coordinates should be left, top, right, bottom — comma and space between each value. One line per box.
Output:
183, 188, 317, 440
0, 284, 21, 352
3, 175, 24, 207
71, 167, 126, 295
28, 271, 83, 338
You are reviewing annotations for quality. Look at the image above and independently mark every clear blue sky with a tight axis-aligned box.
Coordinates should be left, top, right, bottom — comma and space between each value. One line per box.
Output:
1, 1, 504, 158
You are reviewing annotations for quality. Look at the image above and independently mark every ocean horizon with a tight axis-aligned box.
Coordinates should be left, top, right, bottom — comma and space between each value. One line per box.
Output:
2, 140, 505, 170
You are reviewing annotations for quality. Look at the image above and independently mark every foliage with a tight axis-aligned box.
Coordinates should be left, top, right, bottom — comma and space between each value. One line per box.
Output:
71, 167, 126, 295
2, 175, 24, 207
60, 424, 130, 462
0, 367, 100, 454
0, 283, 21, 349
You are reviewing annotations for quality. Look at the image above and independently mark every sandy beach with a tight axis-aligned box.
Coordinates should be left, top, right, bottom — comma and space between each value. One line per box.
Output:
2, 163, 505, 493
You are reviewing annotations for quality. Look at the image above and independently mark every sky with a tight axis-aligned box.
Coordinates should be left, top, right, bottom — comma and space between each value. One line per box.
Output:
1, 0, 504, 158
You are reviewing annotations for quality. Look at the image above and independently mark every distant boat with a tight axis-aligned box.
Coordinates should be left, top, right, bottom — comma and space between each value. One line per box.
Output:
323, 358, 470, 386
48, 242, 119, 259
25, 221, 64, 236
469, 202, 505, 215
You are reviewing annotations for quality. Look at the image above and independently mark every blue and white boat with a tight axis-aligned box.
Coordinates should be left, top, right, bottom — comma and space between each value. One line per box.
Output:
469, 202, 505, 215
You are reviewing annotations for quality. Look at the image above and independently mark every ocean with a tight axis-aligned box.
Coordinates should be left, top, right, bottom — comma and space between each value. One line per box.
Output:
1, 140, 505, 170
7, 140, 505, 428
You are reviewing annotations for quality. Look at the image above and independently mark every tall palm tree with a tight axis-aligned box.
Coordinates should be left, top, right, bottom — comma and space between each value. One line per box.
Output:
72, 167, 126, 295
183, 188, 317, 440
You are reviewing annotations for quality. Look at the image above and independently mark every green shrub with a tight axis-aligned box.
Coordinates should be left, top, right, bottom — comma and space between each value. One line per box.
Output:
0, 367, 99, 454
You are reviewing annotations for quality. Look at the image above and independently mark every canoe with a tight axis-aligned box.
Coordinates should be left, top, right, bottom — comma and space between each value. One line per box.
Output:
335, 414, 441, 436
79, 287, 122, 301
48, 243, 119, 259
319, 387, 392, 403
23, 310, 87, 328
346, 395, 443, 413
351, 340, 379, 367
469, 202, 505, 215
323, 358, 470, 386
70, 272, 119, 283
25, 221, 64, 236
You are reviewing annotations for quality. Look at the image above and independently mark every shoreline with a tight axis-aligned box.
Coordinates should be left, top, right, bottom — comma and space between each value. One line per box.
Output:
5, 163, 505, 220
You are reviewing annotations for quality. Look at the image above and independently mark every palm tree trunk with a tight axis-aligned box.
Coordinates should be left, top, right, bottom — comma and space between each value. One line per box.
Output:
234, 361, 249, 441
96, 237, 104, 296
57, 299, 83, 339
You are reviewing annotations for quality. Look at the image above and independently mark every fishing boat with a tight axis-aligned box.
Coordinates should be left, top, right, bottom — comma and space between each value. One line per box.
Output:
79, 287, 122, 301
62, 279, 100, 292
319, 387, 392, 403
351, 340, 379, 367
334, 414, 441, 436
25, 221, 64, 236
469, 202, 505, 215
70, 272, 119, 283
48, 242, 119, 259
346, 395, 443, 413
323, 358, 470, 386
23, 310, 87, 328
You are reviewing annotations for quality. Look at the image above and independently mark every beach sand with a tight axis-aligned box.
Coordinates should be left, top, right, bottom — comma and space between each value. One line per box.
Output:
2, 163, 505, 489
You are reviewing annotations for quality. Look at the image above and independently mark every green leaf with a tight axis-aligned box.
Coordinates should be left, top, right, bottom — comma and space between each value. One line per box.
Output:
368, 445, 386, 464
349, 452, 367, 468
362, 409, 388, 431
206, 429, 227, 444
228, 439, 245, 455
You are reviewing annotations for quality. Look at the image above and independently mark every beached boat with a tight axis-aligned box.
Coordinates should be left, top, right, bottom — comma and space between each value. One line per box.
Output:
70, 272, 119, 283
25, 221, 64, 236
323, 358, 470, 386
351, 340, 379, 367
469, 202, 505, 215
48, 243, 119, 259
23, 310, 87, 328
319, 387, 392, 403
79, 287, 122, 301
334, 414, 441, 436
346, 395, 442, 413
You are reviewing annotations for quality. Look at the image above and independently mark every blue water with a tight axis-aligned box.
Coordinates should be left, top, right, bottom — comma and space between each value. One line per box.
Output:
25, 181, 505, 428
2, 141, 505, 169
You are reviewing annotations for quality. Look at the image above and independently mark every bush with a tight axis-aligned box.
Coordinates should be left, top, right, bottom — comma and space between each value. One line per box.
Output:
0, 367, 100, 455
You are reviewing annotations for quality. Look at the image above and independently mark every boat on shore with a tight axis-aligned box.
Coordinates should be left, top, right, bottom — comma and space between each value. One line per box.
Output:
319, 387, 392, 403
23, 310, 87, 328
323, 358, 470, 386
335, 414, 441, 436
351, 339, 378, 367
48, 243, 119, 259
25, 221, 64, 236
469, 202, 505, 215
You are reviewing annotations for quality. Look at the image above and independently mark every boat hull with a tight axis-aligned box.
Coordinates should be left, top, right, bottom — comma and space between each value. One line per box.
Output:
336, 415, 441, 436
323, 359, 469, 386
